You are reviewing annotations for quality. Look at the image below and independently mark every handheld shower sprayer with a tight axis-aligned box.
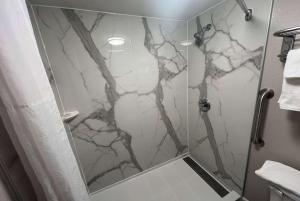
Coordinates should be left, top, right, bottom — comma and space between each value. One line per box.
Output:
194, 24, 212, 47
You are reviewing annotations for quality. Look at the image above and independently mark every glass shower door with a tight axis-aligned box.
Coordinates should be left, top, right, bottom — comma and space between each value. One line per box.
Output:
188, 0, 273, 194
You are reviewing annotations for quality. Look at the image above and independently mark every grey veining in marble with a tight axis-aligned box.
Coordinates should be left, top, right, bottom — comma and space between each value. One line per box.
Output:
33, 7, 187, 192
31, 0, 272, 194
188, 0, 272, 193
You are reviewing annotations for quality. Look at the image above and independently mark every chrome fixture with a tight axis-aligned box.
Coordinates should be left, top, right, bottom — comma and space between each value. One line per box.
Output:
199, 98, 211, 112
194, 24, 211, 47
252, 88, 274, 146
235, 0, 253, 21
274, 26, 300, 62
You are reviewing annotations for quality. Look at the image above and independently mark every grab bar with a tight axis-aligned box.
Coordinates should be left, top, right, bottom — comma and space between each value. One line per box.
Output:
252, 88, 274, 146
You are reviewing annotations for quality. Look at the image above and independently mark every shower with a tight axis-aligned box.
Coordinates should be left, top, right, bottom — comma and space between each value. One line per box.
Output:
0, 0, 274, 200
29, 0, 272, 198
193, 0, 253, 116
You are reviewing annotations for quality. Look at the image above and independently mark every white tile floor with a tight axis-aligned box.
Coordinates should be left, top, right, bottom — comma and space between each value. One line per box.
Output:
90, 158, 240, 201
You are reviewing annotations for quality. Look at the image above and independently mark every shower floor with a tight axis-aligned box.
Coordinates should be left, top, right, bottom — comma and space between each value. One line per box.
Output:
90, 156, 240, 201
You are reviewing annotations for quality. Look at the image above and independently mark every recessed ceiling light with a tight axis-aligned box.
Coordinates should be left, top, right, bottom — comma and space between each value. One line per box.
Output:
107, 37, 125, 46
180, 40, 193, 46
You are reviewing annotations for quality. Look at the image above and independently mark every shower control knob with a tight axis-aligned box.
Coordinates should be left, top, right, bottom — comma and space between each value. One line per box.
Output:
199, 98, 211, 112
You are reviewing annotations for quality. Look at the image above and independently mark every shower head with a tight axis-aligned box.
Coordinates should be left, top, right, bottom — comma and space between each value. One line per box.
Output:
193, 32, 202, 41
203, 24, 212, 32
194, 24, 212, 47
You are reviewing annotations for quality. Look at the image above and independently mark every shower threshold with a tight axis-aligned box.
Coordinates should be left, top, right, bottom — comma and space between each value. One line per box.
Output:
90, 156, 240, 201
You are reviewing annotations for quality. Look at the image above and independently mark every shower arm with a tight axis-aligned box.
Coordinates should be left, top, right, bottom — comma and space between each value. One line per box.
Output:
235, 0, 253, 21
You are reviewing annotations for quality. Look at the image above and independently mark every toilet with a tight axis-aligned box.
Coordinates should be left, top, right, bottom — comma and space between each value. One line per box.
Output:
269, 185, 300, 201
255, 161, 300, 201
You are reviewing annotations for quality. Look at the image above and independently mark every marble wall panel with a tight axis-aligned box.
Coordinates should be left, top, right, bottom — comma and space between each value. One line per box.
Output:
33, 7, 188, 193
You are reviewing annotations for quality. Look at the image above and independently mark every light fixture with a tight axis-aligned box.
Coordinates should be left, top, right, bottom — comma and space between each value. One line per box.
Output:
107, 37, 125, 46
180, 40, 193, 46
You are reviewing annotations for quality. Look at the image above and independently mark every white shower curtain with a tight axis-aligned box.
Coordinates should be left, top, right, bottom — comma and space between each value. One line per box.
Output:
0, 0, 90, 201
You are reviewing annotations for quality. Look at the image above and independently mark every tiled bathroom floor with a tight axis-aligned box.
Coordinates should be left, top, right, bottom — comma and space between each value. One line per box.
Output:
90, 157, 240, 201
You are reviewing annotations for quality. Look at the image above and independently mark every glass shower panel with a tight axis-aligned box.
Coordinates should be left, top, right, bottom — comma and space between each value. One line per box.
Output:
33, 7, 188, 193
188, 0, 273, 193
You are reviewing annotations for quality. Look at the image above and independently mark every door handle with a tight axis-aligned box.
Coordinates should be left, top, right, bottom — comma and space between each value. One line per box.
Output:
252, 88, 274, 146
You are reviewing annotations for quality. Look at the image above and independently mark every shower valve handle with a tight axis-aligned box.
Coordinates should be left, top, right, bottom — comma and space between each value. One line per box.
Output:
199, 98, 211, 112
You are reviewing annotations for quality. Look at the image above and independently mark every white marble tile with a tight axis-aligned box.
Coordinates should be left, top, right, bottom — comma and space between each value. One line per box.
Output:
90, 158, 239, 201
188, 0, 273, 193
32, 0, 272, 195
33, 6, 188, 192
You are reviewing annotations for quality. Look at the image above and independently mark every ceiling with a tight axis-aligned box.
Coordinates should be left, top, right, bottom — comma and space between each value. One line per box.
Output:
29, 0, 224, 20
